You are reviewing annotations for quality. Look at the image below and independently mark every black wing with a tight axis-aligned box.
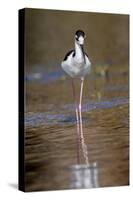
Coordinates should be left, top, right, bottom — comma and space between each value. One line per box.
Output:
63, 50, 75, 61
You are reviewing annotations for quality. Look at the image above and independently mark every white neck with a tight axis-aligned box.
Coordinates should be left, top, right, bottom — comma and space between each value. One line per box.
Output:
74, 40, 84, 62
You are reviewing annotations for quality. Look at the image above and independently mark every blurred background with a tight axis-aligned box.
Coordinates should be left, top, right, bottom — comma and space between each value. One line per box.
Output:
24, 8, 129, 192
25, 8, 129, 72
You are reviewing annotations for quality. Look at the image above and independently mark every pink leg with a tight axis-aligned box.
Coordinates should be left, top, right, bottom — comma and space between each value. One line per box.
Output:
79, 78, 89, 165
72, 80, 80, 164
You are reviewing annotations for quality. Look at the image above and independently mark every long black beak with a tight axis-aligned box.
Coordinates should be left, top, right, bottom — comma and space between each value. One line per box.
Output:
80, 44, 86, 63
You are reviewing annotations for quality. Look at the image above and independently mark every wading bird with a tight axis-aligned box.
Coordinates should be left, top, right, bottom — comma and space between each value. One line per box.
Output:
61, 30, 91, 164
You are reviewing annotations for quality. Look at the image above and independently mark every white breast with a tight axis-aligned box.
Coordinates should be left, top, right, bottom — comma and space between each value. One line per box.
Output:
61, 53, 91, 78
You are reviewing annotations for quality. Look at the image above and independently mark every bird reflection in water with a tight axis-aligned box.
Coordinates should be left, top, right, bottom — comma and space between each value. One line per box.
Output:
69, 123, 99, 189
70, 162, 99, 189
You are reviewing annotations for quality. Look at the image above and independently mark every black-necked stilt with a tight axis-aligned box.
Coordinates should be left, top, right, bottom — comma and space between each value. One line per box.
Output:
61, 30, 91, 164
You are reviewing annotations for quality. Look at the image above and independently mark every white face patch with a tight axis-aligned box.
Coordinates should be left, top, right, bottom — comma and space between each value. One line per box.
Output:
78, 36, 84, 45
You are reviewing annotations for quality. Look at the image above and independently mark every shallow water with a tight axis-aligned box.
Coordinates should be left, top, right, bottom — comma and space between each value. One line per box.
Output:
25, 64, 129, 191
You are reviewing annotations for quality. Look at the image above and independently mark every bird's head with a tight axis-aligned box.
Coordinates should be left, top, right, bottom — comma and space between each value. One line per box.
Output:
75, 30, 86, 45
